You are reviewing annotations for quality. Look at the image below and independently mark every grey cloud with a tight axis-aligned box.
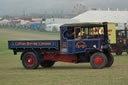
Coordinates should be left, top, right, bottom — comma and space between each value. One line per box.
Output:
87, 0, 128, 9
0, 0, 128, 16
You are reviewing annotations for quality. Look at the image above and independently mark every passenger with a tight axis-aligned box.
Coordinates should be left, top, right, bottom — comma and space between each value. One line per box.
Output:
78, 30, 85, 39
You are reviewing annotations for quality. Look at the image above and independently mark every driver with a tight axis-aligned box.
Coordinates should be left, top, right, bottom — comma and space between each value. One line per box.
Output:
64, 28, 74, 39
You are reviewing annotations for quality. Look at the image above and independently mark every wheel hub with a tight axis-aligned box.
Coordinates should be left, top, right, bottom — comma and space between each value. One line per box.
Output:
26, 56, 34, 66
94, 56, 103, 65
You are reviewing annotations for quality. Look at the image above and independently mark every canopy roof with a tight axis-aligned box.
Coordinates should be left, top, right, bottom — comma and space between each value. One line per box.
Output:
72, 10, 128, 23
61, 23, 105, 28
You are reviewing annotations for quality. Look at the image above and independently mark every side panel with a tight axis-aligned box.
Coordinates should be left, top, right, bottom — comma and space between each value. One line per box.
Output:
8, 40, 60, 49
73, 39, 102, 53
61, 39, 102, 54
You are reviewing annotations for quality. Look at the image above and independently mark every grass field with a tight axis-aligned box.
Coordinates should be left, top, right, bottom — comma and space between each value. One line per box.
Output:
0, 27, 128, 85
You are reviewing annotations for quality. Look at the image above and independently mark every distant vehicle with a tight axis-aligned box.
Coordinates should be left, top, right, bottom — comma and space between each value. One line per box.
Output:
8, 23, 114, 69
0, 19, 9, 26
111, 29, 128, 55
45, 24, 62, 32
30, 22, 42, 30
0, 17, 3, 20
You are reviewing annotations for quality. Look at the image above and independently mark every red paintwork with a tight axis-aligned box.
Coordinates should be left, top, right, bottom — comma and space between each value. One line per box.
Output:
111, 46, 124, 52
25, 56, 34, 66
94, 56, 103, 65
41, 52, 77, 63
91, 8, 97, 10
10, 17, 33, 22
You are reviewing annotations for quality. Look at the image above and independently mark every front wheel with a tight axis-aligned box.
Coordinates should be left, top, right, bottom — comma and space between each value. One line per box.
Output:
22, 52, 40, 69
40, 60, 55, 68
90, 52, 107, 69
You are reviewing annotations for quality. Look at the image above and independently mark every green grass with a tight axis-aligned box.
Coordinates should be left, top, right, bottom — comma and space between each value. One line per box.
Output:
0, 28, 128, 85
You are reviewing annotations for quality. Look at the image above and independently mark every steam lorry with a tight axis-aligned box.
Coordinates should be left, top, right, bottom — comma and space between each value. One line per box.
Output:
8, 23, 114, 69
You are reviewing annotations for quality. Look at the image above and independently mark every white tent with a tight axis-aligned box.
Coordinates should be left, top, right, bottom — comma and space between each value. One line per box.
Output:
0, 19, 9, 25
72, 10, 128, 23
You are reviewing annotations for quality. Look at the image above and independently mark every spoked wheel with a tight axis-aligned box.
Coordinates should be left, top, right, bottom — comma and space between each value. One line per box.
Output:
25, 56, 34, 66
90, 52, 107, 69
106, 54, 114, 67
40, 60, 55, 68
22, 52, 40, 69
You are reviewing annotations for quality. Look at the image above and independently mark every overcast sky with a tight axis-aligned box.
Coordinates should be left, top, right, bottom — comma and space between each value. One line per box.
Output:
0, 0, 128, 16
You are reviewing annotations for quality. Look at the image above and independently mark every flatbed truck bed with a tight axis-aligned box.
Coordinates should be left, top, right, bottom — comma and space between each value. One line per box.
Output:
8, 40, 60, 53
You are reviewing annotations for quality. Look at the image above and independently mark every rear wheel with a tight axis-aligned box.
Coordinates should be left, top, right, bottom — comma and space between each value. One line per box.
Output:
116, 50, 122, 55
90, 52, 107, 69
106, 54, 114, 67
40, 60, 55, 68
126, 47, 128, 54
22, 52, 40, 69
